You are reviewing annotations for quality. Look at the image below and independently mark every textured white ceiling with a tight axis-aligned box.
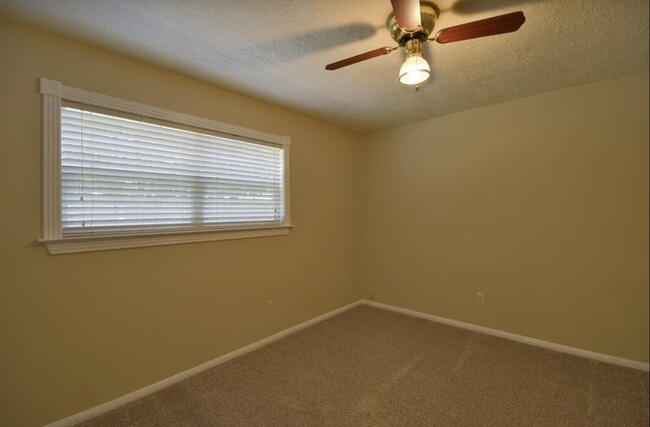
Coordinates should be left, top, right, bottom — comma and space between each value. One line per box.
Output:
0, 0, 648, 131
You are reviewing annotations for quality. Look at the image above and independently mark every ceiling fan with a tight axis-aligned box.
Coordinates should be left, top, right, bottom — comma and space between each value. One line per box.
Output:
325, 0, 526, 86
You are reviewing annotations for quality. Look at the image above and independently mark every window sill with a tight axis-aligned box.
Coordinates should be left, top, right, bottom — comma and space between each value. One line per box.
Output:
39, 225, 293, 255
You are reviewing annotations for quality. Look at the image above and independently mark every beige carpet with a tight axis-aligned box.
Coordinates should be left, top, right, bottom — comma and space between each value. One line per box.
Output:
77, 305, 649, 426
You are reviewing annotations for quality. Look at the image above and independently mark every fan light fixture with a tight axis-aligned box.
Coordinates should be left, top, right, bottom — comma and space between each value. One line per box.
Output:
324, 1, 526, 90
399, 39, 430, 85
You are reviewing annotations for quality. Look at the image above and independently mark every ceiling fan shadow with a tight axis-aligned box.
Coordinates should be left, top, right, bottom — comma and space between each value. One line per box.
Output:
247, 23, 377, 65
449, 0, 546, 15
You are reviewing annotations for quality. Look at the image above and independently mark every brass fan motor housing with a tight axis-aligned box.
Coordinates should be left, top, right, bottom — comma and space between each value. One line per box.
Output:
386, 1, 440, 45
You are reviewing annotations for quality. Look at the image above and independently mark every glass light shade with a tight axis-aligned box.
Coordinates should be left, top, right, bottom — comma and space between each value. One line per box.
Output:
398, 55, 431, 85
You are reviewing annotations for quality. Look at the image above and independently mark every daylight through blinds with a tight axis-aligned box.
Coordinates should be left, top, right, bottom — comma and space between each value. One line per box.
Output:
61, 107, 284, 236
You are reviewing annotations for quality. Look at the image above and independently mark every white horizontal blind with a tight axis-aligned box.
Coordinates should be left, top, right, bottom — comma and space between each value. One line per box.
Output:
60, 106, 284, 236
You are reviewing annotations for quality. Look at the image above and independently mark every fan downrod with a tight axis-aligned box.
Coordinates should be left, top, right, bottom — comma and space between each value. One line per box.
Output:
386, 1, 440, 46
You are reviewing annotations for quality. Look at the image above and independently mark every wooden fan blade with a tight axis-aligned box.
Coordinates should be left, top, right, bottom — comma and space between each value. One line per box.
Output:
391, 0, 421, 32
434, 11, 525, 44
325, 47, 395, 70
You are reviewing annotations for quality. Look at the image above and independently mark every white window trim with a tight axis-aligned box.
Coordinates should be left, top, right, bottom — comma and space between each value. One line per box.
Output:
38, 78, 292, 255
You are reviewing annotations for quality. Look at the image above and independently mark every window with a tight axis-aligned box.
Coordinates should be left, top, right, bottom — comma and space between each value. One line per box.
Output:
39, 79, 291, 254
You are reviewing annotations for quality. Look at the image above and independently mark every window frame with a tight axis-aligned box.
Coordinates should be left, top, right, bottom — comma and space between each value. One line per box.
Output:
38, 78, 292, 255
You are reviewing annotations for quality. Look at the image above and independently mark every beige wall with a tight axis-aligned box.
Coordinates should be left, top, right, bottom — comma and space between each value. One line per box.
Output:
0, 17, 362, 427
361, 72, 649, 364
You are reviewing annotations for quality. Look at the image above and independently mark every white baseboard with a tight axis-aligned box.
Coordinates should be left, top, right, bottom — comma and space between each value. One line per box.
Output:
42, 300, 362, 427
43, 298, 648, 426
361, 299, 649, 372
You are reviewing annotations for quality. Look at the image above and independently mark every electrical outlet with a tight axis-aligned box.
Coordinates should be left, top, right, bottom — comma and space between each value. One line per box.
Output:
476, 292, 485, 305
267, 299, 274, 313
